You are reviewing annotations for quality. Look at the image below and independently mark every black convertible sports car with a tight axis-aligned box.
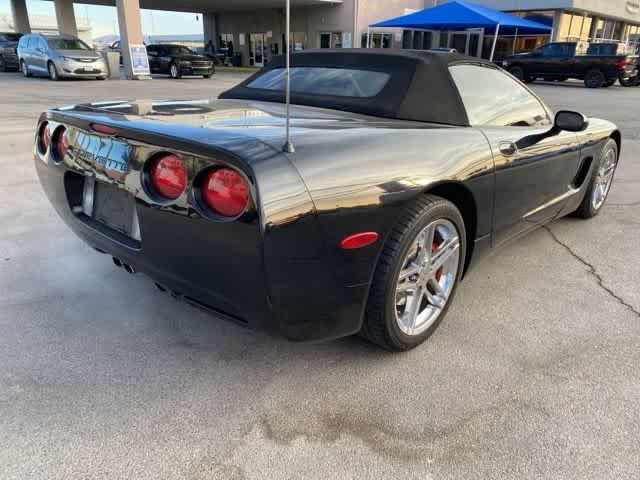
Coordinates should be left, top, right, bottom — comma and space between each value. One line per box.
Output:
34, 50, 620, 351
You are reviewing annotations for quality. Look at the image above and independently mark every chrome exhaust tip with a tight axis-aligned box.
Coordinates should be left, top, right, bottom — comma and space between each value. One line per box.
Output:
123, 263, 136, 274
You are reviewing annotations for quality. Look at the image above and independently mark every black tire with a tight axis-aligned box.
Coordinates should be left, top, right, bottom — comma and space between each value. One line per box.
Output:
584, 69, 605, 88
96, 76, 106, 80
572, 138, 619, 219
620, 76, 638, 87
169, 63, 181, 79
604, 79, 616, 87
203, 74, 212, 79
0, 55, 6, 72
48, 62, 60, 81
361, 195, 466, 351
509, 65, 526, 82
20, 60, 31, 77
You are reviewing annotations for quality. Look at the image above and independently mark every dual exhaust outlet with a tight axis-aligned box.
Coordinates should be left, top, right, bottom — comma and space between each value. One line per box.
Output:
112, 256, 136, 274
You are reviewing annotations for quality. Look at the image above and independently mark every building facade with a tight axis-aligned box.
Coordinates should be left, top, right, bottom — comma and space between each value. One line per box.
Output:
8, 0, 640, 74
204, 0, 426, 67
203, 0, 640, 66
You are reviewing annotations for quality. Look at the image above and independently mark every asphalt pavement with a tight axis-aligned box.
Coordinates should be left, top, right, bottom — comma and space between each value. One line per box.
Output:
0, 73, 639, 479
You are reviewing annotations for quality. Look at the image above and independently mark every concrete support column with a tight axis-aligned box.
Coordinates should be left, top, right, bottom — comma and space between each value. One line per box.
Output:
203, 13, 219, 49
54, 0, 78, 37
551, 10, 563, 42
10, 0, 31, 34
116, 0, 145, 79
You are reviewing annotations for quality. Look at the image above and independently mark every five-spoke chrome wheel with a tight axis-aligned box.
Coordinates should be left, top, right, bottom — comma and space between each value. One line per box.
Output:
592, 146, 617, 211
395, 219, 460, 336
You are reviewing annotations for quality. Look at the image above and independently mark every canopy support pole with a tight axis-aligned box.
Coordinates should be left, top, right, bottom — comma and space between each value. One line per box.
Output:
489, 23, 500, 62
512, 27, 518, 55
367, 27, 371, 48
282, 0, 294, 153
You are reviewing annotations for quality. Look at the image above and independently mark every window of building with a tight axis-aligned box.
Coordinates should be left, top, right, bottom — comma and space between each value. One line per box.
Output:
320, 32, 343, 49
449, 64, 550, 127
246, 67, 391, 98
219, 33, 234, 52
557, 12, 594, 42
439, 32, 449, 48
361, 32, 393, 48
399, 30, 433, 50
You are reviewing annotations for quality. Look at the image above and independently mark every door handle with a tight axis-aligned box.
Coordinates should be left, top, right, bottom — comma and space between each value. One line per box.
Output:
499, 141, 518, 156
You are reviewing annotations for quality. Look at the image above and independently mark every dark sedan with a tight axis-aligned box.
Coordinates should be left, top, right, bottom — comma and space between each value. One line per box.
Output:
32, 50, 620, 351
0, 32, 22, 71
146, 44, 214, 79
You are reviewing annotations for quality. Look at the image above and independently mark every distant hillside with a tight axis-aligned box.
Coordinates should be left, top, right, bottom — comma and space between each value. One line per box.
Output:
94, 33, 204, 45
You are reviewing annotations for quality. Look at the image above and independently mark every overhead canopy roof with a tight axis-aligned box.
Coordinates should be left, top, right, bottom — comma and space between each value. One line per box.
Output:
370, 0, 552, 36
44, 0, 341, 13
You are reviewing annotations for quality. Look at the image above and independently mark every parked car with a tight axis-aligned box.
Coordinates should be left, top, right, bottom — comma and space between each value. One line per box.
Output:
33, 50, 620, 351
146, 44, 214, 78
0, 32, 22, 71
502, 41, 638, 88
18, 34, 107, 81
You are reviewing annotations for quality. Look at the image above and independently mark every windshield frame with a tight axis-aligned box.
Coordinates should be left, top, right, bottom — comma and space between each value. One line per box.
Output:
165, 45, 195, 56
47, 37, 92, 51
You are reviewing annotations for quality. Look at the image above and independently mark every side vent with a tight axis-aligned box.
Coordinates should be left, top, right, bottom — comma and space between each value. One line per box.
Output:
572, 157, 593, 189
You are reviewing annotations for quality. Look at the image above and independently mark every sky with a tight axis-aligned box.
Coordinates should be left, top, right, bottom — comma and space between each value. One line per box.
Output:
0, 0, 203, 38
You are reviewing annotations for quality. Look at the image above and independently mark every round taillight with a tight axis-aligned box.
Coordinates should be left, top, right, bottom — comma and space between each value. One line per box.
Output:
202, 168, 249, 217
149, 154, 187, 200
38, 122, 51, 152
52, 126, 69, 161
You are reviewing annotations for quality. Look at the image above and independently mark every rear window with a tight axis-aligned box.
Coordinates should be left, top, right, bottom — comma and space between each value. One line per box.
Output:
247, 67, 391, 98
0, 33, 21, 42
47, 38, 90, 50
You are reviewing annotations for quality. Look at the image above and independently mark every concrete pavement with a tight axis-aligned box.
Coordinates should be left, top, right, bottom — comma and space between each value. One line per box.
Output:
0, 73, 639, 479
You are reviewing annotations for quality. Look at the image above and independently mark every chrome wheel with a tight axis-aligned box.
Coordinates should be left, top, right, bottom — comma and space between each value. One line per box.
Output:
592, 146, 617, 210
21, 60, 29, 77
170, 64, 179, 78
395, 219, 460, 336
48, 63, 57, 80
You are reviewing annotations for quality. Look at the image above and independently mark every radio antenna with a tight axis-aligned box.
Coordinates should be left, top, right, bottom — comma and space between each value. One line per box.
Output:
282, 0, 295, 153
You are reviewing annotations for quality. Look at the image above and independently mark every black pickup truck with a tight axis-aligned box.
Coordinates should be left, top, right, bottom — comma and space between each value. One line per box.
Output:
0, 32, 22, 72
502, 41, 638, 88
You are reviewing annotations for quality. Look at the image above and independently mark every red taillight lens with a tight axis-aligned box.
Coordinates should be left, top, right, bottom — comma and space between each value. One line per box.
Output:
38, 122, 51, 152
149, 154, 187, 200
618, 58, 628, 68
202, 168, 249, 217
52, 126, 69, 161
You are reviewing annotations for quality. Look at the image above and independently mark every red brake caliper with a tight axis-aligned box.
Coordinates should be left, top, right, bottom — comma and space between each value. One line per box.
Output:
432, 242, 443, 281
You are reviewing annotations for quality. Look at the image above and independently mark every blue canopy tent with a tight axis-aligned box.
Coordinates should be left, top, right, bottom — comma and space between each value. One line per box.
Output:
369, 0, 552, 61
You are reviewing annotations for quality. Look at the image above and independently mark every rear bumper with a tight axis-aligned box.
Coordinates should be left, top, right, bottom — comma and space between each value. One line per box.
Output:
34, 136, 366, 342
35, 155, 272, 328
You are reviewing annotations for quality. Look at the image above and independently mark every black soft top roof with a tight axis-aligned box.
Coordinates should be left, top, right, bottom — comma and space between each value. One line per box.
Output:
220, 49, 494, 126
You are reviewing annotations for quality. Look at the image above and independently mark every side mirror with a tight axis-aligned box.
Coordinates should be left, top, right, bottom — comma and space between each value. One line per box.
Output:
555, 110, 589, 132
